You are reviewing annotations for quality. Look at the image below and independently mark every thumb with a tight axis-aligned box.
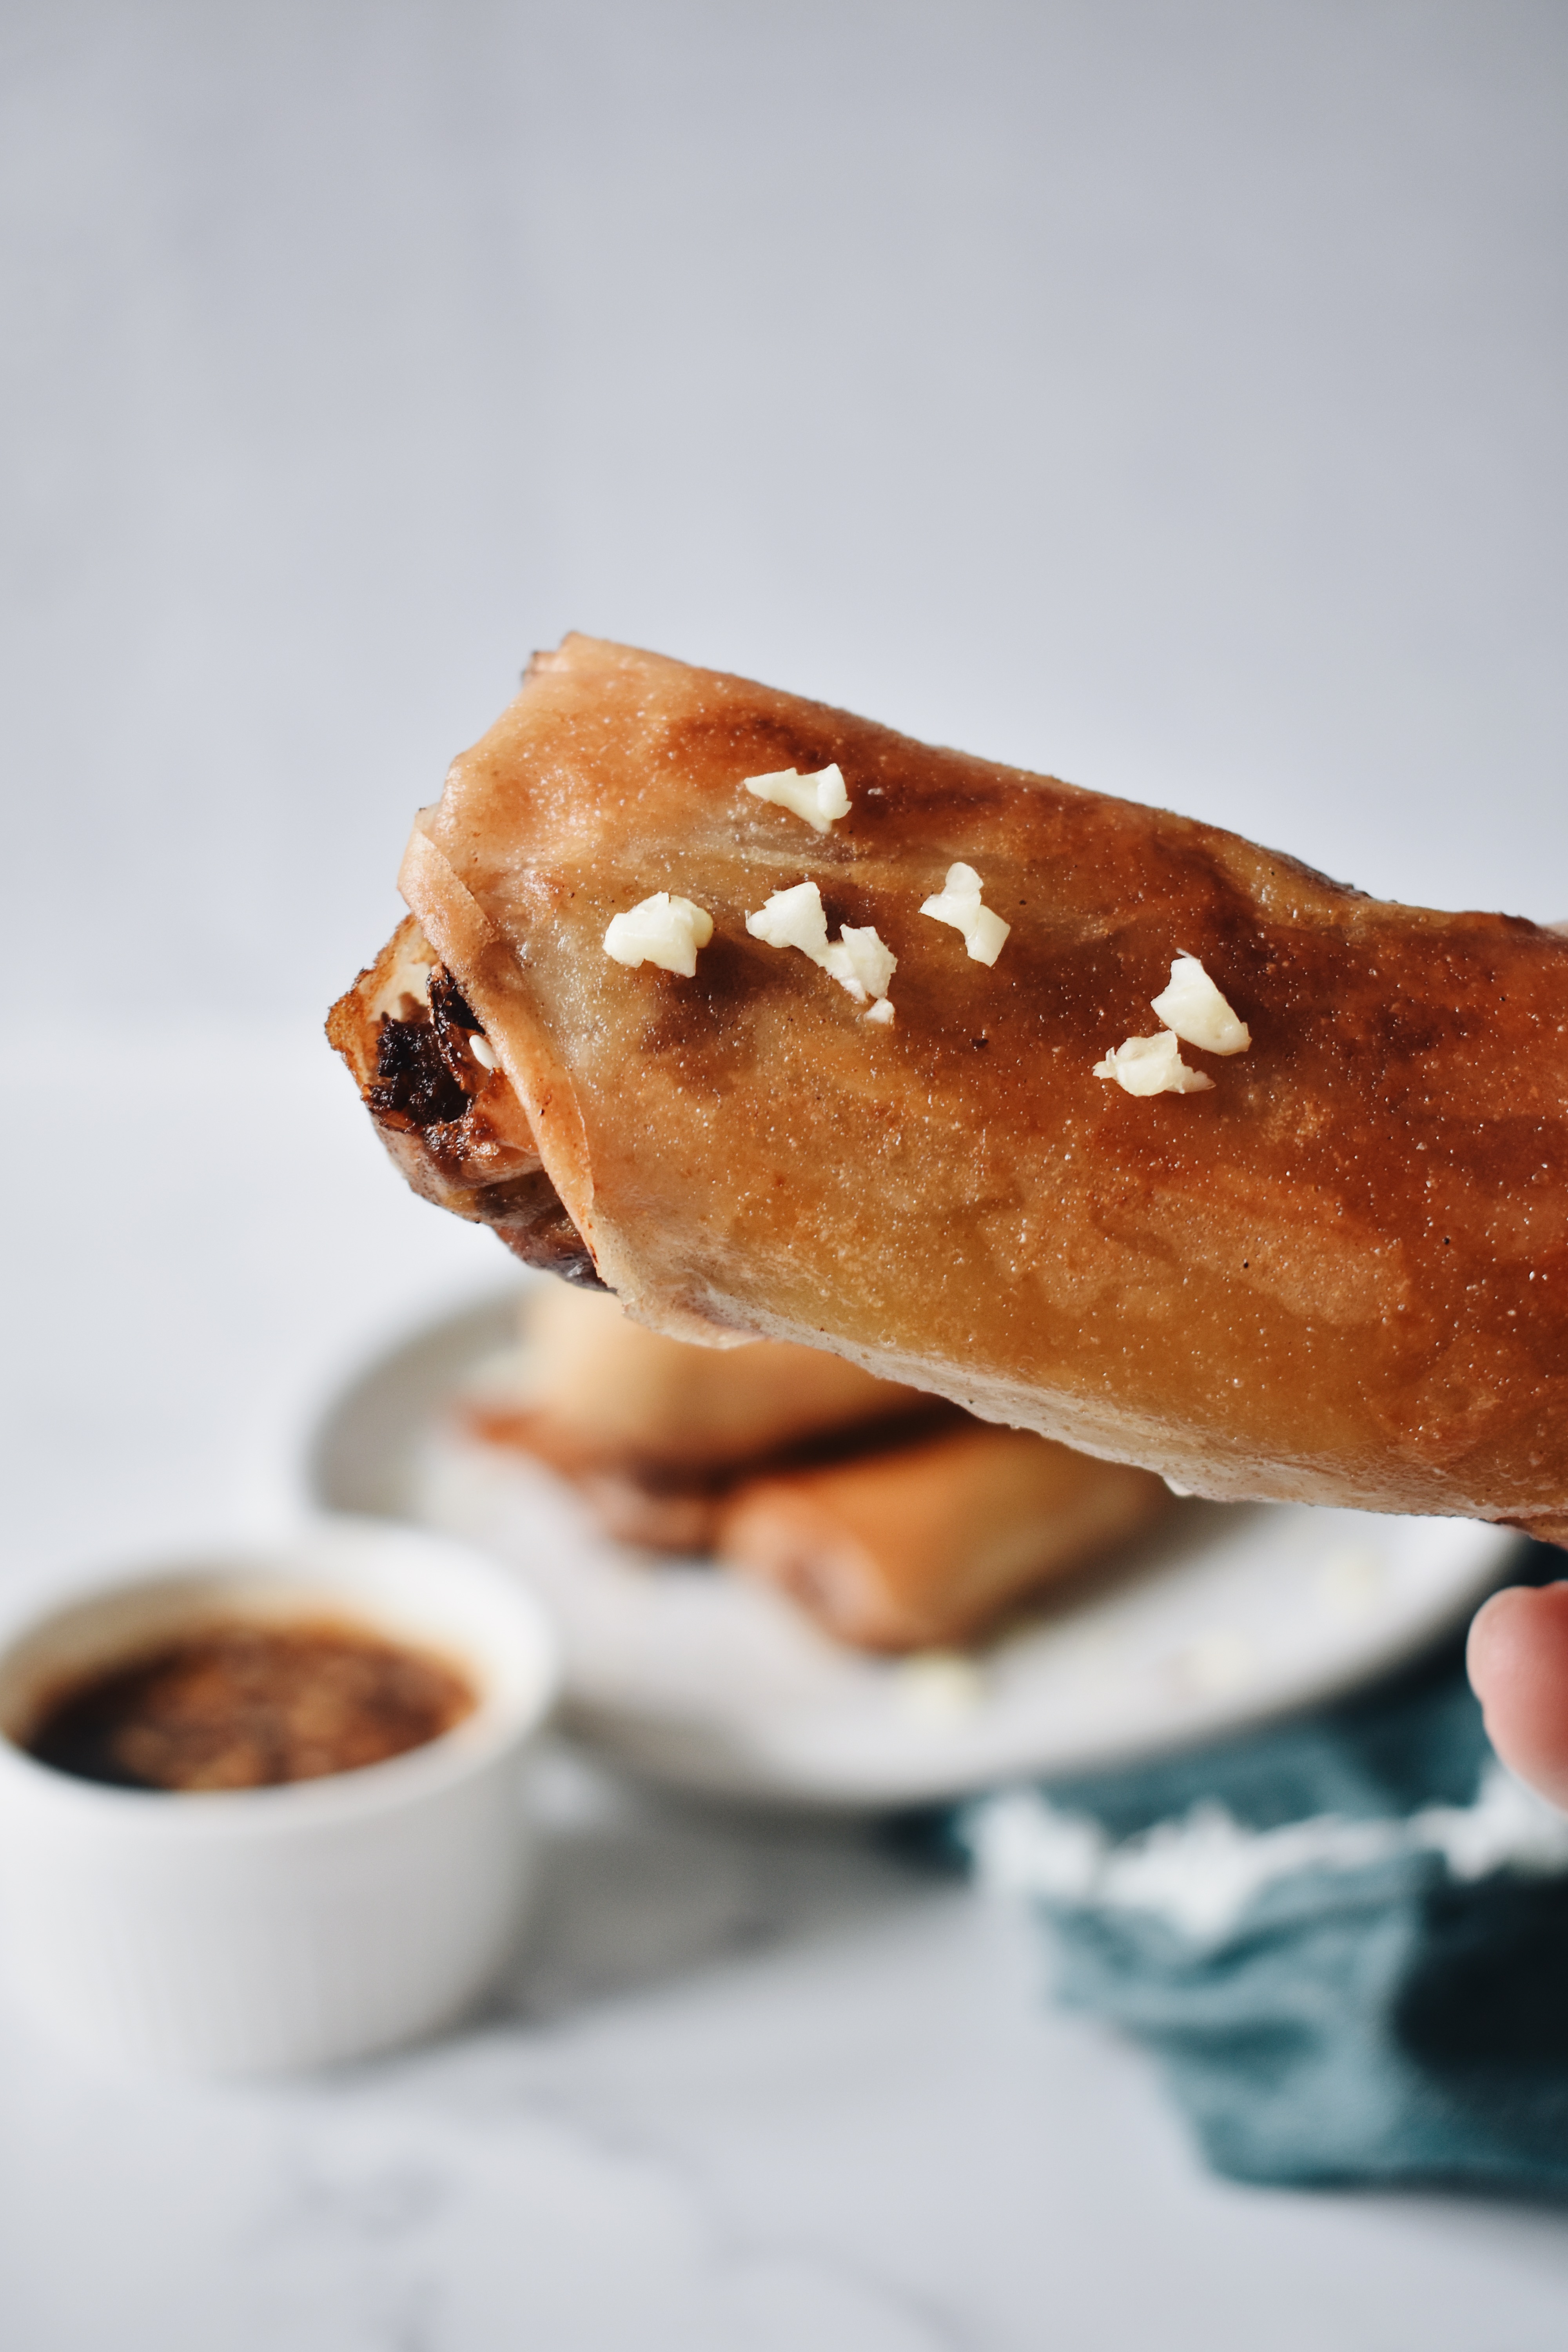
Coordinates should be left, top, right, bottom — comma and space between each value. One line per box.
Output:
1467, 1583, 1568, 1810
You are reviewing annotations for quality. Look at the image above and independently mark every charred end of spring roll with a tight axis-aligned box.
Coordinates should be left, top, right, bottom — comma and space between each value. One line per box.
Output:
716, 1425, 1171, 1653
327, 915, 603, 1287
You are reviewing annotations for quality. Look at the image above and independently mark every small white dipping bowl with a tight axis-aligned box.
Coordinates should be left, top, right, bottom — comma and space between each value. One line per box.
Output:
0, 1517, 559, 2076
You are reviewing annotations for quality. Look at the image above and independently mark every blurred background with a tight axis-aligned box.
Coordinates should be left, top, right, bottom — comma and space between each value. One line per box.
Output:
8, 0, 1566, 1026
4, 5, 1568, 2342
9, 0, 1566, 1571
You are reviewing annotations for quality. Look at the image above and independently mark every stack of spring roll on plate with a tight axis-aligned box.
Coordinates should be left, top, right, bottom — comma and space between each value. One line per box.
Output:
464, 1284, 1170, 1653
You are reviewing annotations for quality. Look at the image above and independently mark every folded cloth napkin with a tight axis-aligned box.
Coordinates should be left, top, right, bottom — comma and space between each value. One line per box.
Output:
949, 1541, 1568, 2192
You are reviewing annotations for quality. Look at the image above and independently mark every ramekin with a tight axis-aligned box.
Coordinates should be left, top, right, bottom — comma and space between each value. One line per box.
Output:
0, 1516, 558, 2076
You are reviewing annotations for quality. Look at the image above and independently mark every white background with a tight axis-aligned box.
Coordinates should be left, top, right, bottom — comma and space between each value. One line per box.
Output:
3, 5, 1567, 2345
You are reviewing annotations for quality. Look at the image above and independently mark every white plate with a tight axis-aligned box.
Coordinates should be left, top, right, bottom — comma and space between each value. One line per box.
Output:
297, 1286, 1521, 1810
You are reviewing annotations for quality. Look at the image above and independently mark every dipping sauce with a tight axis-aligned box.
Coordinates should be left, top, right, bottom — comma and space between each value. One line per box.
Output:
26, 1621, 477, 1792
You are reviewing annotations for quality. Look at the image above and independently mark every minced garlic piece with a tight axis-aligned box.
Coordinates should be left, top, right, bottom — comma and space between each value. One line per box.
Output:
823, 923, 897, 1005
603, 892, 714, 977
746, 879, 831, 960
919, 862, 1010, 966
744, 762, 851, 834
1094, 1031, 1215, 1096
746, 883, 897, 1012
469, 1031, 498, 1071
1150, 954, 1250, 1055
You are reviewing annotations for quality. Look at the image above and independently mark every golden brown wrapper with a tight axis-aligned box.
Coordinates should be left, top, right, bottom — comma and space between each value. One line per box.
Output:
462, 1285, 951, 1557
716, 1426, 1170, 1653
337, 633, 1568, 1543
491, 1283, 932, 1472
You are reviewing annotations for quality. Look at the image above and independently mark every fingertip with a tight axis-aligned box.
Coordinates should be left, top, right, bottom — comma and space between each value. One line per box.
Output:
1466, 1582, 1536, 1697
1467, 1581, 1568, 1809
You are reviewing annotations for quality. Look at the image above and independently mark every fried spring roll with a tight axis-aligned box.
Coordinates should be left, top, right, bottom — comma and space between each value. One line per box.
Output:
475, 1283, 933, 1475
330, 635, 1568, 1544
462, 1284, 946, 1554
717, 1427, 1170, 1652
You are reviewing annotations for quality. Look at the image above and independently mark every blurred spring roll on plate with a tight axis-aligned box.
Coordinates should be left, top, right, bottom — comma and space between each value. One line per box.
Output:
463, 1284, 949, 1554
460, 1282, 1171, 1650
716, 1424, 1169, 1653
330, 635, 1568, 1543
470, 1283, 939, 1479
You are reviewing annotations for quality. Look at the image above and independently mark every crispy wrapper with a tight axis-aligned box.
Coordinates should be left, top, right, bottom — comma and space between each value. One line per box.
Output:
716, 1425, 1169, 1653
331, 634, 1568, 1543
480, 1283, 933, 1474
461, 1285, 949, 1556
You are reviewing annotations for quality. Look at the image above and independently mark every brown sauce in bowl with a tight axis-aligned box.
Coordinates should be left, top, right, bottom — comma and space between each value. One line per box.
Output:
26, 1621, 477, 1793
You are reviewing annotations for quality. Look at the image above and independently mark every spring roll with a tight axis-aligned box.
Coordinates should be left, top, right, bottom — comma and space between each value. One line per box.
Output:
462, 1284, 949, 1554
329, 635, 1568, 1544
717, 1426, 1170, 1652
471, 1283, 936, 1476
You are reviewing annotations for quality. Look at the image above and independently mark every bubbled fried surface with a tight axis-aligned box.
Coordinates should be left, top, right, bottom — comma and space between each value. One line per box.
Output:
387, 636, 1568, 1535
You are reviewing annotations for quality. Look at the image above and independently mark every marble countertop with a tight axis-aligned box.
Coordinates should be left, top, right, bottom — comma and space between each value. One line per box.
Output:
3, 1027, 1568, 2350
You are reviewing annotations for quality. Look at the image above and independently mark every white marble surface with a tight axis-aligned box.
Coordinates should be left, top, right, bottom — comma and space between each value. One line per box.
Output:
4, 1022, 1568, 2350
4, 4, 1568, 2342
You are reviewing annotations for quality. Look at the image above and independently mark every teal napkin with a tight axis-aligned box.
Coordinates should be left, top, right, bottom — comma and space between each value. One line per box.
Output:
949, 1543, 1568, 2191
